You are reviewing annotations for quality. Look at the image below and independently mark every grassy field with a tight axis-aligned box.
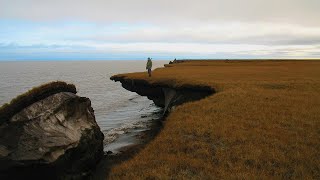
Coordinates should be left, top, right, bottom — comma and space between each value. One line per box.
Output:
109, 60, 320, 179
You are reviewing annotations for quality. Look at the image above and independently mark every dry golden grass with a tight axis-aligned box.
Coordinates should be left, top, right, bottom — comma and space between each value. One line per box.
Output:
109, 60, 320, 179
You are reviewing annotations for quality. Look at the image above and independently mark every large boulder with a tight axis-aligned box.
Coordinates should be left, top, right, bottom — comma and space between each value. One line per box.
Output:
0, 91, 104, 179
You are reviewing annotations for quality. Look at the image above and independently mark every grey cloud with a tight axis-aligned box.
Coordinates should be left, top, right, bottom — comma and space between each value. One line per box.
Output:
84, 24, 320, 46
230, 34, 320, 46
1, 0, 320, 26
91, 34, 320, 46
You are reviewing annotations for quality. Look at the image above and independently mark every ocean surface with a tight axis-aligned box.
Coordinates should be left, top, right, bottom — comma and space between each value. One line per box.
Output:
0, 60, 166, 152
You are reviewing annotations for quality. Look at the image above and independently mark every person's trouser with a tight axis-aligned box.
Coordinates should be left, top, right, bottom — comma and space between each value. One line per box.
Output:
147, 68, 151, 77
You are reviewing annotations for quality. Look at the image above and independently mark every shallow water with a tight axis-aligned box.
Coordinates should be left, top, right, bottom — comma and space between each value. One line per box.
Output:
0, 60, 166, 152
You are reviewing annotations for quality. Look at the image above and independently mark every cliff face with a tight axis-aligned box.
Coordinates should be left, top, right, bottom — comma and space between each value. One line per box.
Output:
0, 91, 104, 179
110, 76, 214, 114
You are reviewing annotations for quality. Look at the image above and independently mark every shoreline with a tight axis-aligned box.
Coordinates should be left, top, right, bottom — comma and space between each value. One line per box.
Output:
92, 113, 164, 179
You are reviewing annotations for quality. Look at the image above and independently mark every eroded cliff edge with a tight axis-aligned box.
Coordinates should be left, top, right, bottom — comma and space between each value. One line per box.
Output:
0, 82, 104, 179
110, 76, 215, 114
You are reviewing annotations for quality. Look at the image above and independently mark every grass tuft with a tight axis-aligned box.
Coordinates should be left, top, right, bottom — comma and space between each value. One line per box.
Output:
0, 81, 76, 124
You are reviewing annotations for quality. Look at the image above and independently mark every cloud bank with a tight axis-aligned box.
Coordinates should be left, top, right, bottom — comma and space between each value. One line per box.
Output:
1, 0, 320, 25
0, 0, 319, 60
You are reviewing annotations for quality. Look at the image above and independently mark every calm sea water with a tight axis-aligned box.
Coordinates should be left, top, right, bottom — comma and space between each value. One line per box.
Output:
0, 60, 166, 152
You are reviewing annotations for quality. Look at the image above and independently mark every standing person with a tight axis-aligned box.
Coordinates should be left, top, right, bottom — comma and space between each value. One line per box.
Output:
146, 57, 153, 77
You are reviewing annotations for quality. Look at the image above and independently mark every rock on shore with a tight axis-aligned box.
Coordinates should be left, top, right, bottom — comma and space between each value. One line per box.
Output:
0, 91, 104, 179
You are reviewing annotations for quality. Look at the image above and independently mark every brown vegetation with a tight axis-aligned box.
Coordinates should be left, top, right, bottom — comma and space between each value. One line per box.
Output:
0, 81, 76, 124
109, 60, 320, 179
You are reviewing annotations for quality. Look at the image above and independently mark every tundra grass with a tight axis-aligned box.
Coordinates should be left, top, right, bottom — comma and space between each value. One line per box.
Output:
0, 81, 76, 123
109, 60, 320, 179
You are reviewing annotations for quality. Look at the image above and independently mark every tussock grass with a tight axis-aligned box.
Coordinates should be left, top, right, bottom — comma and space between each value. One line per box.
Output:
109, 60, 320, 179
0, 81, 76, 124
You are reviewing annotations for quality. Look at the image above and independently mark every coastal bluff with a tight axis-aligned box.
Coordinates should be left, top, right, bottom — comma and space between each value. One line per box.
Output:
110, 76, 214, 114
108, 60, 320, 179
0, 82, 104, 179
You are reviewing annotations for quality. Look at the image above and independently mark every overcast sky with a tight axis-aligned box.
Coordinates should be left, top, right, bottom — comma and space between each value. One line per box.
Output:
0, 0, 319, 60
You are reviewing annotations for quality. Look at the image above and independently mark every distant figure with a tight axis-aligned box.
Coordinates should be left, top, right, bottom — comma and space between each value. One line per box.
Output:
169, 58, 177, 64
146, 57, 152, 77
